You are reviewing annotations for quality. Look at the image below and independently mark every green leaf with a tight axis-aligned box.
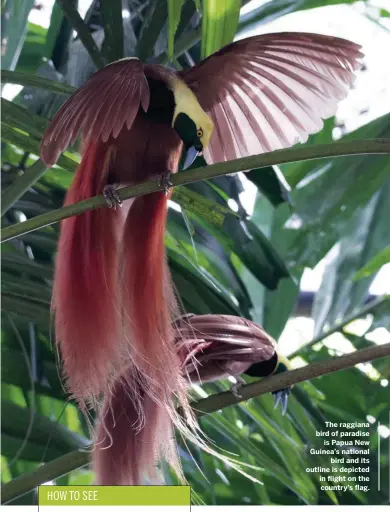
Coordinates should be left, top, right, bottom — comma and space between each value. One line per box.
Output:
136, 0, 168, 60
353, 246, 390, 281
1, 349, 63, 400
57, 0, 105, 69
286, 114, 390, 269
1, 124, 78, 173
1, 0, 35, 70
312, 182, 390, 336
100, 0, 124, 62
173, 186, 238, 226
168, 210, 252, 314
246, 166, 290, 207
1, 251, 53, 280
1, 98, 48, 140
201, 0, 241, 58
16, 22, 47, 74
167, 0, 185, 60
44, 2, 64, 59
1, 433, 64, 463
1, 400, 89, 453
1, 293, 50, 330
1, 70, 76, 95
169, 248, 242, 315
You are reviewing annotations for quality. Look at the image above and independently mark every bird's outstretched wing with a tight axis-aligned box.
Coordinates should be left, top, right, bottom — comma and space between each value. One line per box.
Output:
180, 32, 363, 163
41, 58, 150, 166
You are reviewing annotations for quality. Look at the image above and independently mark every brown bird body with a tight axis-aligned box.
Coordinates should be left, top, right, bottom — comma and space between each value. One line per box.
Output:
40, 32, 363, 485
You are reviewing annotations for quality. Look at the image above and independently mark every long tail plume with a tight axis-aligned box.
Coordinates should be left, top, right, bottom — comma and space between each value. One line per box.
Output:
52, 141, 121, 406
121, 192, 196, 429
92, 371, 179, 485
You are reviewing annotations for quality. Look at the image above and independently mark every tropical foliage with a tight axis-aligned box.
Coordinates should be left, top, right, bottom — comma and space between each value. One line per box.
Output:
1, 0, 389, 506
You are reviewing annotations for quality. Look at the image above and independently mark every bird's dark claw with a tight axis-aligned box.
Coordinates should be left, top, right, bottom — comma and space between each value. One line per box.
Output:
104, 184, 122, 210
230, 375, 246, 399
272, 387, 291, 416
157, 172, 173, 195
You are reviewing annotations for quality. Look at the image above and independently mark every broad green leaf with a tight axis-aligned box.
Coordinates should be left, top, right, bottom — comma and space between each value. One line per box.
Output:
1, 0, 35, 70
259, 192, 302, 339
168, 210, 252, 314
173, 186, 239, 226
246, 166, 290, 207
201, 0, 241, 58
167, 0, 185, 60
353, 246, 390, 281
16, 22, 47, 74
169, 248, 242, 315
313, 182, 390, 336
286, 114, 390, 269
44, 2, 64, 60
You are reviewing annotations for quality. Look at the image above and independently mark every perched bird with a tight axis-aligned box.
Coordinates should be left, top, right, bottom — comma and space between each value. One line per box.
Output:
40, 32, 362, 484
174, 313, 291, 413
93, 313, 289, 485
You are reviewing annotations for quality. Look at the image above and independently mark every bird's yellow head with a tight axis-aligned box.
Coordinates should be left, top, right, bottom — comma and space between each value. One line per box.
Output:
169, 77, 214, 168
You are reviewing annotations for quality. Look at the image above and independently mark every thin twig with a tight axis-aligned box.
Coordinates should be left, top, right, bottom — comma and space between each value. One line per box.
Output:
2, 342, 389, 503
288, 295, 390, 358
2, 139, 389, 243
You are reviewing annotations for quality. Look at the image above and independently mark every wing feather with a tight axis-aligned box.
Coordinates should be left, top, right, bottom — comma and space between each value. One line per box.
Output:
181, 32, 363, 164
41, 58, 149, 166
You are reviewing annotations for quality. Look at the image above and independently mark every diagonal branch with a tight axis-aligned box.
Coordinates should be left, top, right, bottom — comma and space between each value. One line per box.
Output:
2, 341, 389, 503
2, 139, 390, 243
57, 0, 105, 70
193, 341, 390, 416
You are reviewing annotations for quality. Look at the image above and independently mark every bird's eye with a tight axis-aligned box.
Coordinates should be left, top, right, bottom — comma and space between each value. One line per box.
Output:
197, 128, 203, 138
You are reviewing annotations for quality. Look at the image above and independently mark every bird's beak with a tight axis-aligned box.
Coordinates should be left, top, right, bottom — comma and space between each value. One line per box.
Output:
182, 146, 200, 170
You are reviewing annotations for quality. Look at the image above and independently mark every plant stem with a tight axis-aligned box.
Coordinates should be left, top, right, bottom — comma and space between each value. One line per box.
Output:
1, 160, 48, 217
57, 0, 105, 70
156, 26, 201, 65
2, 139, 389, 243
1, 450, 90, 504
2, 342, 389, 502
0, 70, 76, 95
288, 295, 389, 359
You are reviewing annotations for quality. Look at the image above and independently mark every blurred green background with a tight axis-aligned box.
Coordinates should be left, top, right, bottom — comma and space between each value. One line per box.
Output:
1, 0, 390, 506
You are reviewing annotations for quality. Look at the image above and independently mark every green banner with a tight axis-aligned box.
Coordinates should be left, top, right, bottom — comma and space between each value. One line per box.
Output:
38, 485, 191, 506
